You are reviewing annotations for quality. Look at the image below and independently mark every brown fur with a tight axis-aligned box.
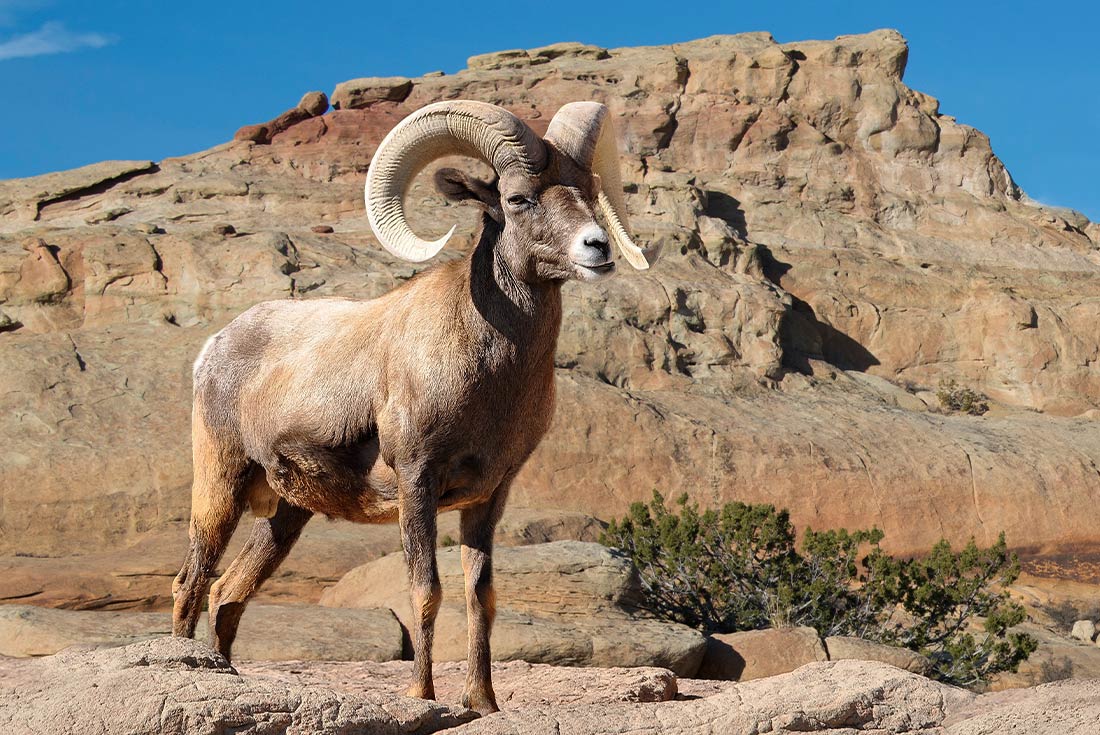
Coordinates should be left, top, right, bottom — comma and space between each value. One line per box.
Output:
172, 146, 615, 715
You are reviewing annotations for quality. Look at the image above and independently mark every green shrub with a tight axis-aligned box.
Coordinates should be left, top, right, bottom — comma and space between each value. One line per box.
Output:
601, 492, 1036, 687
936, 379, 989, 415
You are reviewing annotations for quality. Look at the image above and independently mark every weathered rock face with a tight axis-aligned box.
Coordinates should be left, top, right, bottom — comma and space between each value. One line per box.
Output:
1, 30, 1098, 581
5, 639, 1099, 735
0, 506, 603, 612
437, 658, 1100, 735
321, 541, 707, 676
0, 637, 474, 734
241, 658, 680, 709
697, 626, 828, 681
0, 603, 404, 661
824, 635, 932, 676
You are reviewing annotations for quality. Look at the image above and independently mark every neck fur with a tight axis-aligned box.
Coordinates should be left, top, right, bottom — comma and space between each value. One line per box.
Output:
467, 215, 562, 353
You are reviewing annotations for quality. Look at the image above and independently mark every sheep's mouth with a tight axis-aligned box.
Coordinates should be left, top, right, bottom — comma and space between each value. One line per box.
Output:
573, 261, 616, 275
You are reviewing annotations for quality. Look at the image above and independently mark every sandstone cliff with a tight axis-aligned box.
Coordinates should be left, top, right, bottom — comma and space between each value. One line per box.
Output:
1, 29, 1097, 576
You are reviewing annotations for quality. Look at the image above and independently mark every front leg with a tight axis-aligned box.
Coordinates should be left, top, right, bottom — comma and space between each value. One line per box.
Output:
459, 484, 510, 715
399, 473, 442, 701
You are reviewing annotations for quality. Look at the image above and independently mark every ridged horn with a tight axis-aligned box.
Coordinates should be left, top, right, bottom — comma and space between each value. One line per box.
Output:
365, 100, 546, 262
545, 102, 656, 270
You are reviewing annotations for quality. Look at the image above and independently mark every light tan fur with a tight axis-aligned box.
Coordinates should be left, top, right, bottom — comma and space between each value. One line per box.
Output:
173, 129, 625, 716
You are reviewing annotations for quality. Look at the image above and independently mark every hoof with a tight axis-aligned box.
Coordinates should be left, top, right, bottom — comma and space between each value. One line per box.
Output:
405, 684, 436, 701
462, 691, 500, 716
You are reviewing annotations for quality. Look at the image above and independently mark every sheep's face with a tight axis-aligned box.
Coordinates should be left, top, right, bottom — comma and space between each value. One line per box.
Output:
435, 151, 614, 285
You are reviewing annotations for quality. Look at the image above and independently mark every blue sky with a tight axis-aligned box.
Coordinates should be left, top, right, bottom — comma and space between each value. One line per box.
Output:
0, 0, 1096, 220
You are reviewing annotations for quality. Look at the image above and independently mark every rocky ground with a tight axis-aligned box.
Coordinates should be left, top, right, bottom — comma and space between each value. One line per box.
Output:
4, 539, 1099, 696
2, 637, 1099, 734
1, 26, 1099, 731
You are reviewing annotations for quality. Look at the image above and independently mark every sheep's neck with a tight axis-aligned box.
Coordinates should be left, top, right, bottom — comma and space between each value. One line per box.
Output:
467, 221, 562, 366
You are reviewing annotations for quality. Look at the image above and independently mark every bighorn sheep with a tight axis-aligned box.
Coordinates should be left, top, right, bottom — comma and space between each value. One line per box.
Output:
172, 100, 653, 714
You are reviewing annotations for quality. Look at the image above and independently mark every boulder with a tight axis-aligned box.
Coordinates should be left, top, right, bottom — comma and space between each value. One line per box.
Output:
466, 49, 534, 71
321, 541, 706, 675
0, 604, 403, 662
697, 626, 828, 681
322, 541, 644, 617
234, 122, 269, 143
494, 508, 605, 546
208, 604, 403, 662
385, 602, 705, 676
1070, 619, 1096, 642
529, 42, 610, 62
824, 635, 932, 675
10, 237, 69, 303
0, 159, 155, 221
331, 76, 413, 109
233, 91, 329, 145
0, 637, 472, 735
297, 90, 329, 116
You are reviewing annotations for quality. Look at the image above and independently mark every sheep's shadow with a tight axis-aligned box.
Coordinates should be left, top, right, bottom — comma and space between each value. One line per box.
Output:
701, 190, 880, 375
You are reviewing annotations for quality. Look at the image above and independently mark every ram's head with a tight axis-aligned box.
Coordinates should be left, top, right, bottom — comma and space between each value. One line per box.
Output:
365, 100, 657, 283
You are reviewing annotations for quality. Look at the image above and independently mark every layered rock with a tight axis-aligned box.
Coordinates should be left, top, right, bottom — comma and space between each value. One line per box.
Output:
0, 507, 603, 611
824, 635, 932, 676
0, 637, 473, 734
242, 658, 679, 708
697, 626, 828, 681
321, 541, 706, 676
0, 603, 403, 661
6, 637, 1100, 734
1, 29, 1098, 589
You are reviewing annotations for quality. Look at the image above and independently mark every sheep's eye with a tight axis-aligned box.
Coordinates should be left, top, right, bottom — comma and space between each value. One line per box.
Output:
506, 194, 531, 207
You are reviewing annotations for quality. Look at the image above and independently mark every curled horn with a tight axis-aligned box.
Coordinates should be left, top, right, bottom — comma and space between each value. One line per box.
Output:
365, 101, 547, 262
544, 102, 656, 270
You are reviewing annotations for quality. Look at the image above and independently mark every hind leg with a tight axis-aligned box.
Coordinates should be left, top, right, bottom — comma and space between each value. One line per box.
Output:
207, 497, 312, 660
399, 470, 442, 701
460, 483, 509, 715
172, 406, 248, 639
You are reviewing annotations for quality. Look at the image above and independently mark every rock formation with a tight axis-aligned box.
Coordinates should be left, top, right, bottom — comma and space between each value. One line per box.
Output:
1, 29, 1098, 607
0, 637, 473, 734
4, 638, 1099, 734
321, 541, 706, 675
0, 603, 404, 661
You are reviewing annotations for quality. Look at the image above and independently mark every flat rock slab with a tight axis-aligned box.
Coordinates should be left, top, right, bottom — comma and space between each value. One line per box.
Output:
322, 541, 706, 675
5, 641, 1099, 734
0, 637, 473, 735
446, 659, 971, 734
240, 659, 679, 708
0, 603, 403, 661
0, 507, 602, 611
946, 678, 1100, 734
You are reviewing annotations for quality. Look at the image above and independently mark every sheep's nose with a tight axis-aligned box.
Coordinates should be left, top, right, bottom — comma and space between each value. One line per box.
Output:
584, 234, 611, 258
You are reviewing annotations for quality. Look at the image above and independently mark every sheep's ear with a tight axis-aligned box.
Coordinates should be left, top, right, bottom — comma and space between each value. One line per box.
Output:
434, 168, 503, 224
